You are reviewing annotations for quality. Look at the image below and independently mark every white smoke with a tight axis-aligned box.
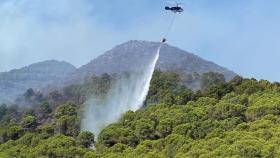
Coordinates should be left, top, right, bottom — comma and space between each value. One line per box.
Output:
81, 44, 162, 135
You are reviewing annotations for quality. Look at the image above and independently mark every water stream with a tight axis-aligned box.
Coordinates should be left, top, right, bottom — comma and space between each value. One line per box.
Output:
81, 43, 163, 135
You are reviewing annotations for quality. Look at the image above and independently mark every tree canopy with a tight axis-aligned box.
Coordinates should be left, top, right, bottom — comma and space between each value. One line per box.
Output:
1, 71, 280, 157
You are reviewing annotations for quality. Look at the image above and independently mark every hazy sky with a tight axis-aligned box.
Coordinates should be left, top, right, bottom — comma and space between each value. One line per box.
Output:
0, 0, 280, 81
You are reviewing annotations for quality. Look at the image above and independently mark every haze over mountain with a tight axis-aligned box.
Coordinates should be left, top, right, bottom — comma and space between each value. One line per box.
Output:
0, 60, 76, 103
0, 40, 236, 103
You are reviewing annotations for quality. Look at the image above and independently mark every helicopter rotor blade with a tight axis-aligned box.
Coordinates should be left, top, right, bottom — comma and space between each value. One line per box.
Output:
165, 1, 183, 5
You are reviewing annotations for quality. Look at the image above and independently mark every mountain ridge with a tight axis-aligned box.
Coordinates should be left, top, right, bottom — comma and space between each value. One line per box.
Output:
71, 40, 236, 89
0, 60, 76, 103
0, 40, 237, 103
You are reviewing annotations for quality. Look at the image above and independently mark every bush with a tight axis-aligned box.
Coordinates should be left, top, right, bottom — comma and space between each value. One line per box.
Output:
77, 131, 95, 148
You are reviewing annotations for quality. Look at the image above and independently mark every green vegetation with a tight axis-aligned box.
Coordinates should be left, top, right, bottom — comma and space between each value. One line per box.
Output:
1, 71, 280, 157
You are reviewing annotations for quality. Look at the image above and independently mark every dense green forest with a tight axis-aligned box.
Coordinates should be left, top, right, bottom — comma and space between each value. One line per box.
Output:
1, 71, 280, 158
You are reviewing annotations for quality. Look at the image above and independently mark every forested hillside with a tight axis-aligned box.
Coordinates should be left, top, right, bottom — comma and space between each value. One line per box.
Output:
0, 41, 236, 104
0, 60, 76, 103
1, 71, 280, 158
72, 41, 236, 90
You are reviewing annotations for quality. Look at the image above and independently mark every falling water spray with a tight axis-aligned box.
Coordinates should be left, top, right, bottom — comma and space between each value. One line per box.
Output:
135, 43, 162, 111
81, 43, 163, 135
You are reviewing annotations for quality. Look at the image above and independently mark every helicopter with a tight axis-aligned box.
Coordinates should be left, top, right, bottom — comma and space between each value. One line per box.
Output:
161, 2, 184, 43
165, 2, 184, 13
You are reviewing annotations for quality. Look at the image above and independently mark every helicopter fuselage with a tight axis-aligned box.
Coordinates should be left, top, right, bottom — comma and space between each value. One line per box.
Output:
165, 6, 184, 13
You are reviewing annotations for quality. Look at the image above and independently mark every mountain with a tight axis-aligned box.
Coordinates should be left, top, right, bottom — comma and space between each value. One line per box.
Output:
0, 40, 237, 103
73, 40, 236, 89
0, 60, 76, 103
